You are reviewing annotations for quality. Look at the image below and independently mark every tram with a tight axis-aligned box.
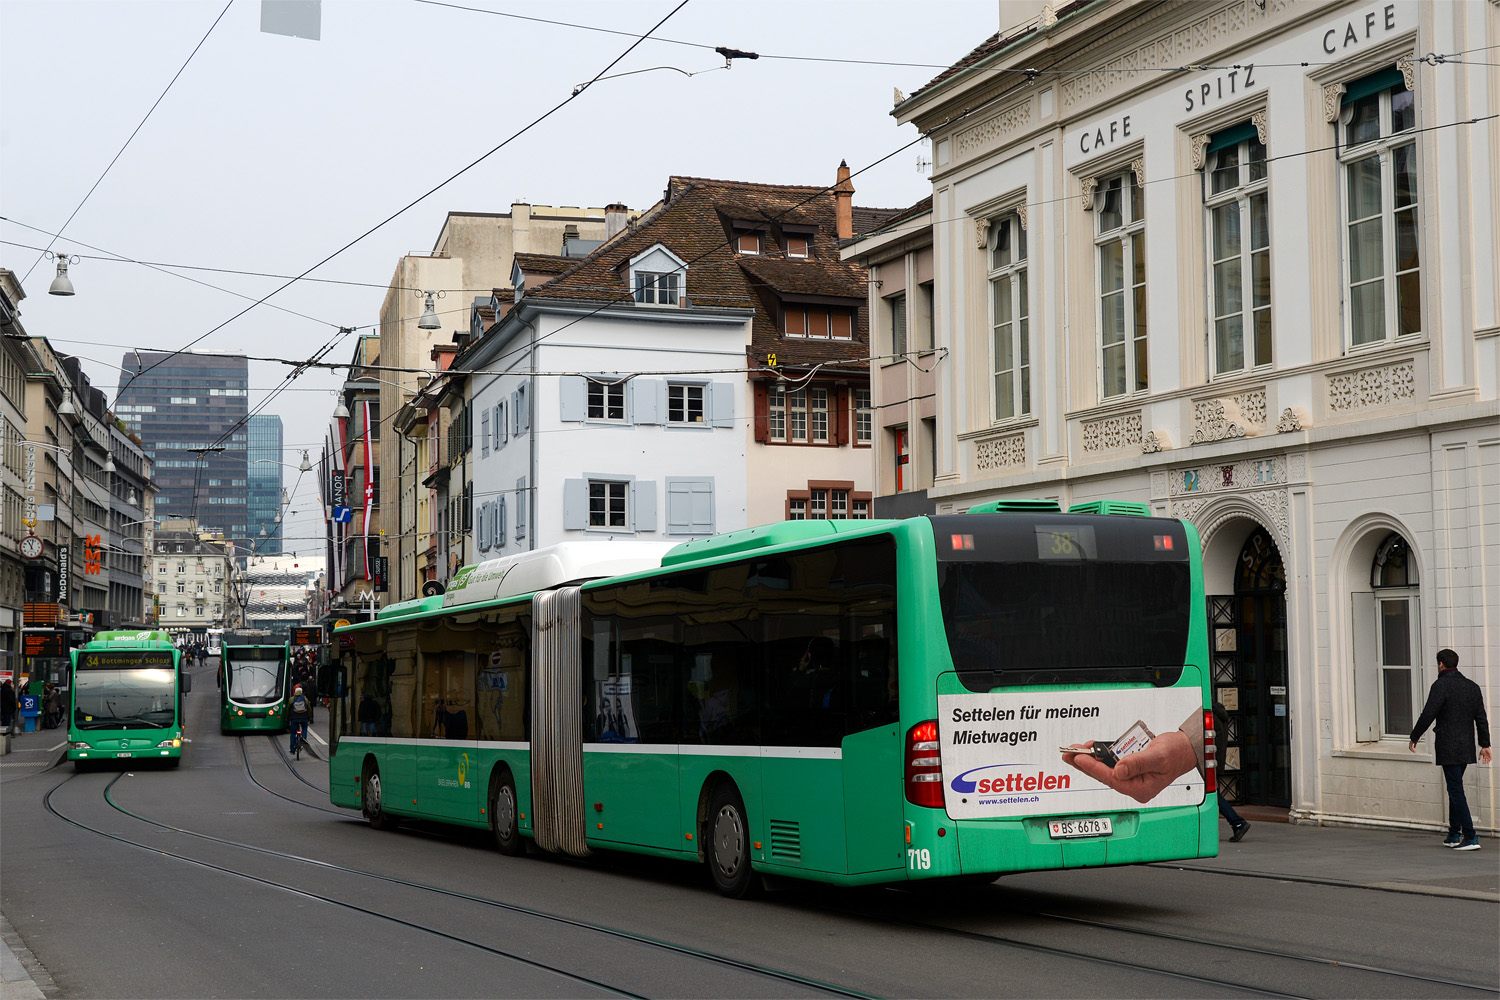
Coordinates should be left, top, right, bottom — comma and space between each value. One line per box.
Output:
327, 501, 1219, 896
220, 634, 292, 734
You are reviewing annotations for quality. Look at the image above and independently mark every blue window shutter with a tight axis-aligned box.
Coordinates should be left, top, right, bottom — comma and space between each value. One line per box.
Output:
510, 390, 520, 436
515, 477, 527, 538
517, 385, 529, 433
560, 376, 586, 422
633, 479, 657, 532
667, 478, 714, 535
500, 401, 509, 445
710, 382, 734, 428
480, 410, 490, 457
477, 500, 489, 550
563, 479, 588, 529
634, 378, 661, 425
497, 496, 507, 548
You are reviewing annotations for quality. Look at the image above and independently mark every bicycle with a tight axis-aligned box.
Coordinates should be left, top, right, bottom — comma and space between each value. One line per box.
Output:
290, 722, 308, 759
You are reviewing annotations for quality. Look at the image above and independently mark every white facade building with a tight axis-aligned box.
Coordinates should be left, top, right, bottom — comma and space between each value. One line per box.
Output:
892, 0, 1497, 832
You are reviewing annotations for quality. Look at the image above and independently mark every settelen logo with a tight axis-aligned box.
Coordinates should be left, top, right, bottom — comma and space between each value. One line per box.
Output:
950, 764, 1072, 796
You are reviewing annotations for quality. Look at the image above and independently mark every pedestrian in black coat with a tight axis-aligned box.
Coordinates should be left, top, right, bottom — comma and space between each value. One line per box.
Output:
1410, 648, 1492, 851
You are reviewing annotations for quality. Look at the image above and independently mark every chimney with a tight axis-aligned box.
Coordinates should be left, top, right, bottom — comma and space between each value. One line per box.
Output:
834, 160, 854, 240
604, 203, 629, 241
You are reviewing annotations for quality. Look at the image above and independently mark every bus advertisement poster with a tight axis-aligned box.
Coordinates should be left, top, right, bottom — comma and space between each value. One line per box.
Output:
937, 687, 1206, 819
596, 677, 636, 742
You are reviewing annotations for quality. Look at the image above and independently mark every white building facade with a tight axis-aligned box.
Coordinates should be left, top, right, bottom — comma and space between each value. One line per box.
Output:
897, 0, 1497, 831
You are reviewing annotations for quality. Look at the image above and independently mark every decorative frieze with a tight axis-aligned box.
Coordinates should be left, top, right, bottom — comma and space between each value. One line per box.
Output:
954, 100, 1033, 160
974, 432, 1027, 471
1168, 455, 1287, 497
1058, 0, 1292, 112
1235, 389, 1266, 426
1082, 412, 1142, 452
1326, 361, 1417, 412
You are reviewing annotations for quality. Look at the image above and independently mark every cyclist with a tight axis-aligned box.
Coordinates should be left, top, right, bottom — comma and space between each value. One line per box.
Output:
288, 684, 311, 758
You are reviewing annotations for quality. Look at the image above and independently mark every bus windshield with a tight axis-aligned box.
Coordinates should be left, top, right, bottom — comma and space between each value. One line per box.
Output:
226, 652, 286, 704
934, 514, 1191, 688
72, 667, 178, 729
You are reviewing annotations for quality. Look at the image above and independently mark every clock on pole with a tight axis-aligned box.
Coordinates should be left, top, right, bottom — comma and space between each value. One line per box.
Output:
20, 534, 43, 559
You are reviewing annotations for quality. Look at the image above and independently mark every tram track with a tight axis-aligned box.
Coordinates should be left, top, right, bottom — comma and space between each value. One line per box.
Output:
44, 771, 878, 999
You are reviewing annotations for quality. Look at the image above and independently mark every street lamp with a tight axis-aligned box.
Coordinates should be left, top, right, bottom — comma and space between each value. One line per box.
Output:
416, 289, 444, 330
47, 252, 78, 296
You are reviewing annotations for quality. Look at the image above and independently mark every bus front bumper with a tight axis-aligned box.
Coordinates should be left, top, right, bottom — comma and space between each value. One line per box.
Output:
69, 737, 184, 761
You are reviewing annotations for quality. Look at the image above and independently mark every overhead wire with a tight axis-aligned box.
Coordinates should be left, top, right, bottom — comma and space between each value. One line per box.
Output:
20, 0, 235, 284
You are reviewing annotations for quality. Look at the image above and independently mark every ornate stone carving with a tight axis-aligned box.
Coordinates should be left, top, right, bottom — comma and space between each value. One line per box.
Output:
1193, 398, 1247, 443
1131, 156, 1146, 187
1326, 361, 1417, 412
1190, 133, 1210, 171
1251, 109, 1269, 146
1142, 430, 1172, 454
1058, 0, 1292, 111
975, 216, 991, 249
1040, 3, 1058, 28
1323, 81, 1347, 123
1175, 488, 1290, 550
1167, 456, 1287, 497
1082, 412, 1143, 452
1275, 406, 1310, 433
1235, 389, 1267, 426
1016, 202, 1028, 231
1150, 470, 1169, 497
1397, 55, 1416, 91
1081, 175, 1098, 211
954, 101, 1033, 159
974, 433, 1026, 470
1288, 452, 1307, 481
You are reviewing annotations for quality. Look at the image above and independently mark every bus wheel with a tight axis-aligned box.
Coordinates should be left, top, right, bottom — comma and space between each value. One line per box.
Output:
165, 758, 181, 769
362, 762, 398, 830
706, 783, 760, 899
491, 771, 523, 856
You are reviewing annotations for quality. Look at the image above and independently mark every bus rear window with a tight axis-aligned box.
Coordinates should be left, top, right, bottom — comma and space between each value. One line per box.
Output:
931, 514, 1191, 689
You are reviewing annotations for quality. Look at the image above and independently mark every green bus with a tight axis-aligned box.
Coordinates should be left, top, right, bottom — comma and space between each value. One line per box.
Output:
68, 630, 191, 769
328, 503, 1218, 896
220, 636, 292, 734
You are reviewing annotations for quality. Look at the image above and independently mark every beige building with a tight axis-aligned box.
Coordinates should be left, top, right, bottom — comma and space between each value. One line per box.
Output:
152, 519, 232, 639
875, 0, 1497, 833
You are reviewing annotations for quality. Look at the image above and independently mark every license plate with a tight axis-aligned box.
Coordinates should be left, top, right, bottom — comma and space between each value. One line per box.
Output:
116, 752, 133, 758
1048, 817, 1112, 839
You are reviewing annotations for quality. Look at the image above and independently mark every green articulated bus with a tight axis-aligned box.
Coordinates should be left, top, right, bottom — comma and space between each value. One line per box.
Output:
220, 635, 292, 734
68, 630, 191, 769
328, 501, 1219, 896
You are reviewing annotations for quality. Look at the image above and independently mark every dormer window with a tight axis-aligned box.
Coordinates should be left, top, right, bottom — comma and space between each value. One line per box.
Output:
635, 272, 679, 305
626, 243, 688, 307
786, 235, 809, 258
737, 232, 762, 255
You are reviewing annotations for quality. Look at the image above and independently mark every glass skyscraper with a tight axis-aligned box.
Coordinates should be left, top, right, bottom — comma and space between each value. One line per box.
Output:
116, 352, 250, 546
247, 415, 284, 556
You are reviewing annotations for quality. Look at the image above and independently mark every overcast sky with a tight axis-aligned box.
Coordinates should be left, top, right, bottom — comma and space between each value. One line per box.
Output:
1, 0, 1001, 555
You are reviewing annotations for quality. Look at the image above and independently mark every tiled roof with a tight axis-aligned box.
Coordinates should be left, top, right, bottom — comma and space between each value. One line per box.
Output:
518, 175, 874, 371
904, 0, 1095, 106
851, 205, 911, 237
512, 252, 574, 275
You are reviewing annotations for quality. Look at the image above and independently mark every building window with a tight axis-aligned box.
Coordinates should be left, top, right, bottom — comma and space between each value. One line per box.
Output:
1370, 533, 1419, 738
737, 232, 761, 255
1095, 171, 1147, 398
787, 482, 871, 521
893, 426, 910, 492
634, 271, 679, 305
785, 235, 809, 258
1205, 126, 1271, 375
854, 388, 872, 446
589, 481, 628, 528
668, 384, 705, 423
1339, 71, 1419, 347
587, 379, 625, 421
176, 582, 185, 594
917, 281, 935, 351
782, 306, 850, 340
775, 387, 830, 445
768, 385, 787, 442
988, 210, 1030, 419
887, 292, 907, 359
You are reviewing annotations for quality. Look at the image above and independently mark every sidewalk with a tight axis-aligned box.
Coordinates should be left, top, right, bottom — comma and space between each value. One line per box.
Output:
2, 720, 1494, 999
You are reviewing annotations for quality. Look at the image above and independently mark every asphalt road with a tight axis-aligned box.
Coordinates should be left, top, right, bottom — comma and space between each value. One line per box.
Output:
3, 663, 1497, 999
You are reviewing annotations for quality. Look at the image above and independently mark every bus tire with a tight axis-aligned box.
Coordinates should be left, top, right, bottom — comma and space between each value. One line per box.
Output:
490, 770, 523, 856
165, 757, 181, 769
362, 761, 398, 830
706, 783, 760, 899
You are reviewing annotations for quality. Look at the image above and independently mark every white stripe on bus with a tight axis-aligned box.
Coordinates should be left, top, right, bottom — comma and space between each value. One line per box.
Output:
335, 737, 840, 760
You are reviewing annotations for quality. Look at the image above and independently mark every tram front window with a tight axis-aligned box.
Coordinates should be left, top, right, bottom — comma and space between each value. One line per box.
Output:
227, 656, 286, 704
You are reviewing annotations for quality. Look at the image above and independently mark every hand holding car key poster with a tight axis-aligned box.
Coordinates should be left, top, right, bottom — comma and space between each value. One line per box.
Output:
937, 688, 1206, 819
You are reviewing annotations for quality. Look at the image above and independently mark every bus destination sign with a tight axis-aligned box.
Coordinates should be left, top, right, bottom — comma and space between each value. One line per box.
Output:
78, 651, 176, 670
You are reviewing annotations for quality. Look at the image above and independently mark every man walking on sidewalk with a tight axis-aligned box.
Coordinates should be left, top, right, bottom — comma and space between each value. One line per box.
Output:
1410, 648, 1491, 851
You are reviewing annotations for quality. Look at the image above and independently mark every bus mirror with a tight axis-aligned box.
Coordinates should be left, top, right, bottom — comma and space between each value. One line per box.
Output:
182, 673, 192, 694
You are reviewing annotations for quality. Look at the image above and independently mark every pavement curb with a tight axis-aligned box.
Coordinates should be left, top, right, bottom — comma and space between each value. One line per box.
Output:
1, 913, 54, 999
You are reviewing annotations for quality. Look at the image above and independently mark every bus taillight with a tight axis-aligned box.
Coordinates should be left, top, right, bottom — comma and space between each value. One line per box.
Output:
905, 720, 945, 808
1203, 708, 1217, 795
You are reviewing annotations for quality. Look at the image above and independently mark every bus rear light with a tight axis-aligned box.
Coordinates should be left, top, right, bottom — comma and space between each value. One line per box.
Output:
1203, 708, 1217, 795
906, 720, 946, 808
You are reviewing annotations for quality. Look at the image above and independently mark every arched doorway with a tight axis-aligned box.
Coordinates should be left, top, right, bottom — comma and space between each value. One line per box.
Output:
1209, 526, 1290, 808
